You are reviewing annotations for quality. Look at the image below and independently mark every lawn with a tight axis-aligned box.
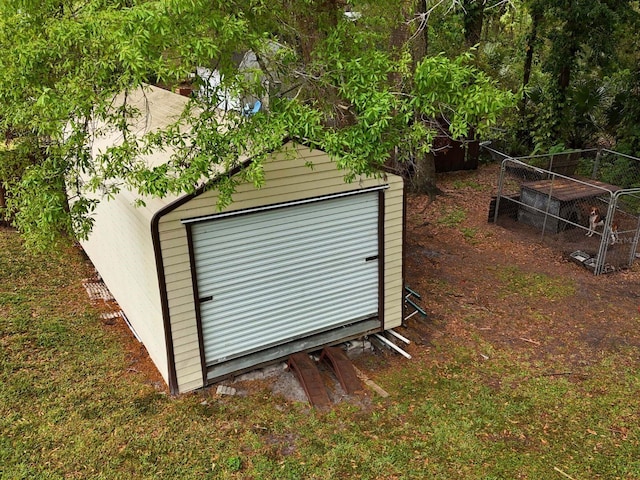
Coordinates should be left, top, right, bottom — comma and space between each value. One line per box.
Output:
2, 164, 640, 479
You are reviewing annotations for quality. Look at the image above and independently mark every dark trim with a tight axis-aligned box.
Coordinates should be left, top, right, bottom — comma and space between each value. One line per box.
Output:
180, 185, 389, 225
185, 223, 209, 386
378, 189, 385, 329
150, 209, 180, 395
149, 162, 250, 395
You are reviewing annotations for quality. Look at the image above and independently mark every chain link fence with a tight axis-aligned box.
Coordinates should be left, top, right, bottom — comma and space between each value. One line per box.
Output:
486, 147, 640, 275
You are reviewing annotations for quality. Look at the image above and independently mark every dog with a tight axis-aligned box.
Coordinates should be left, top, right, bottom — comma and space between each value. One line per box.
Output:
586, 206, 604, 237
610, 222, 619, 245
586, 206, 619, 244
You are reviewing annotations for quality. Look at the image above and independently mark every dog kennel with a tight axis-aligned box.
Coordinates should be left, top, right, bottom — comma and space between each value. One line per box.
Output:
485, 146, 640, 275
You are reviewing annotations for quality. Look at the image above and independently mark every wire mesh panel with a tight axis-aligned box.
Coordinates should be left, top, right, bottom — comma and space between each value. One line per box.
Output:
602, 191, 640, 274
491, 149, 640, 275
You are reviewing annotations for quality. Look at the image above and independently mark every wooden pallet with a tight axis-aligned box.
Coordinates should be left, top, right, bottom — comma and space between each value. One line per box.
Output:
287, 352, 331, 408
320, 346, 363, 395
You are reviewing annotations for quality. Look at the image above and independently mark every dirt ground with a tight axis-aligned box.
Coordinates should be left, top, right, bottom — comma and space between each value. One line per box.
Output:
112, 162, 640, 402
401, 162, 640, 368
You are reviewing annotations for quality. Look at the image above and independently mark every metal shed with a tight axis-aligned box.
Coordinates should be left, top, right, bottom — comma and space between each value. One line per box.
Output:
81, 86, 405, 394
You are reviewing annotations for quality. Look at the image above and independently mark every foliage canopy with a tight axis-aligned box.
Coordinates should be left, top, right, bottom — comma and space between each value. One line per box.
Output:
0, 0, 516, 248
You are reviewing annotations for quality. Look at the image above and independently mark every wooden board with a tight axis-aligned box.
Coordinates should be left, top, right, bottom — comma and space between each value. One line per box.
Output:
521, 178, 620, 202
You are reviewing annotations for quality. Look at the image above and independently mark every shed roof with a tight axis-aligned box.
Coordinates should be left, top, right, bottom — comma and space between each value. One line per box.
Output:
88, 85, 196, 220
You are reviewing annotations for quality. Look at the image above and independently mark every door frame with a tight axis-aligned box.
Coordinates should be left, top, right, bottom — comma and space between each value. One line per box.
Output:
184, 186, 388, 385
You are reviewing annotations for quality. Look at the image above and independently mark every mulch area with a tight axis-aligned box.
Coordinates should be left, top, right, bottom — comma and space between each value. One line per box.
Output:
400, 162, 640, 371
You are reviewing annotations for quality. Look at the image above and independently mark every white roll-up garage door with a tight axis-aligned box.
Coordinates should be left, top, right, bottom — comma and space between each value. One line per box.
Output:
190, 191, 380, 370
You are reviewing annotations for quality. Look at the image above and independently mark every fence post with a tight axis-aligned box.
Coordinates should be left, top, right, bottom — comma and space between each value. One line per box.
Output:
540, 171, 556, 239
494, 159, 508, 224
626, 192, 640, 268
592, 149, 602, 179
594, 193, 616, 275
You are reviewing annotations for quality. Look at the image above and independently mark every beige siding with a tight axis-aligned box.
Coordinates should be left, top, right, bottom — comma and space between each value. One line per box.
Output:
158, 142, 404, 393
80, 190, 169, 384
382, 174, 404, 329
79, 85, 190, 389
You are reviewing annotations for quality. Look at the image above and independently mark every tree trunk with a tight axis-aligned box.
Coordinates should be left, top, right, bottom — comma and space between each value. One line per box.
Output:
463, 0, 485, 46
557, 64, 572, 92
520, 8, 541, 117
0, 183, 7, 225
417, 0, 429, 58
289, 0, 344, 63
412, 151, 440, 200
0, 183, 5, 209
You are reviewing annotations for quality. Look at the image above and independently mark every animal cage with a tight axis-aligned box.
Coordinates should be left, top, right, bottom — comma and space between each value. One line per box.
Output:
487, 147, 640, 275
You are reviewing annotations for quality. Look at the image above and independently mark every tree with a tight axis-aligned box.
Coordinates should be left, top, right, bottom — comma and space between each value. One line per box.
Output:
0, 0, 515, 249
518, 0, 636, 150
520, 2, 541, 119
604, 4, 640, 157
462, 0, 485, 46
0, 0, 263, 246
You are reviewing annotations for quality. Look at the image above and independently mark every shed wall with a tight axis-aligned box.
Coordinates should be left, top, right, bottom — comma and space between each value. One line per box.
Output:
80, 190, 169, 383
158, 143, 404, 393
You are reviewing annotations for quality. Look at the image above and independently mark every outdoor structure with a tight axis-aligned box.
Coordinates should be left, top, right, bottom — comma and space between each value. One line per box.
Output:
432, 135, 480, 173
81, 86, 405, 394
485, 145, 640, 275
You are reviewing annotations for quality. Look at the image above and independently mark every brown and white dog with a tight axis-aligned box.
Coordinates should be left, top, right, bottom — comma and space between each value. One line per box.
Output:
586, 206, 619, 244
586, 206, 605, 237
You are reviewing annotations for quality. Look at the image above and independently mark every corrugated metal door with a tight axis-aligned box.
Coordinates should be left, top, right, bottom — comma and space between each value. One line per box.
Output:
191, 191, 380, 367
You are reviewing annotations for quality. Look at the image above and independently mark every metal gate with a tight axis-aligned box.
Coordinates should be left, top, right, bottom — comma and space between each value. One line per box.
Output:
189, 190, 381, 374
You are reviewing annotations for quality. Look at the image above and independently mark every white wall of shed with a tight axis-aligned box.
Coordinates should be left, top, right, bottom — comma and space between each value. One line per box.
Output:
79, 85, 190, 389
80, 191, 169, 385
158, 143, 404, 393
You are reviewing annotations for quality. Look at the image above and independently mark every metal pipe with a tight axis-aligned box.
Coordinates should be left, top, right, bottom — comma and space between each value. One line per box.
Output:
511, 148, 598, 162
601, 148, 640, 162
594, 194, 616, 275
540, 172, 556, 240
630, 213, 640, 268
373, 333, 411, 359
387, 329, 411, 345
494, 159, 508, 224
404, 310, 419, 321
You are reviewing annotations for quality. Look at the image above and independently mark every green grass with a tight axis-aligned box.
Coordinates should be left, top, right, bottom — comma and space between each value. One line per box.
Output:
435, 208, 479, 243
461, 226, 478, 242
452, 179, 487, 191
436, 207, 467, 227
2, 229, 640, 479
494, 265, 576, 300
